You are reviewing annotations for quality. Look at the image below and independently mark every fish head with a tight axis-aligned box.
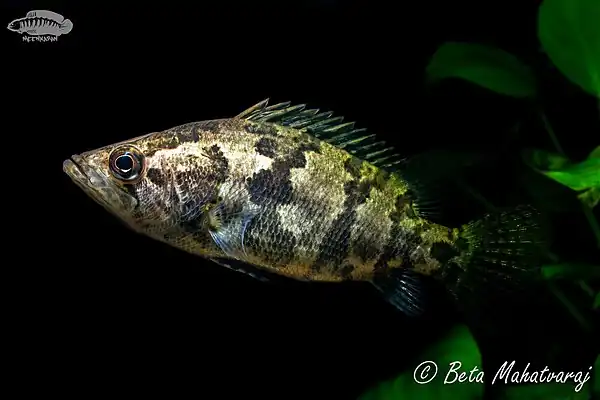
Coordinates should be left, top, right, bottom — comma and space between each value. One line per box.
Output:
7, 20, 20, 32
63, 124, 230, 239
63, 139, 148, 231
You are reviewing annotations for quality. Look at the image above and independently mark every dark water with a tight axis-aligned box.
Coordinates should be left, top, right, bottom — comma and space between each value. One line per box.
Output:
6, 0, 599, 398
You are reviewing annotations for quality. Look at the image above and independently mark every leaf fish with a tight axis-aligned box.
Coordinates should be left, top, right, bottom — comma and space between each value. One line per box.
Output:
7, 10, 73, 36
63, 99, 545, 316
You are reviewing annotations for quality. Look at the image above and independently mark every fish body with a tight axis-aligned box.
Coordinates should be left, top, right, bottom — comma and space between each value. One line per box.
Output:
7, 10, 72, 36
64, 100, 543, 315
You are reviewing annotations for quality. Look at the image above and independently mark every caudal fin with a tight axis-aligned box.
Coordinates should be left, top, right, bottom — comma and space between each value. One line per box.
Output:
371, 205, 546, 318
444, 205, 546, 302
58, 19, 73, 35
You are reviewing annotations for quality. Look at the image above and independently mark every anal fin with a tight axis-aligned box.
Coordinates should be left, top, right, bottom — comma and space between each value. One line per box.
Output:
371, 268, 426, 317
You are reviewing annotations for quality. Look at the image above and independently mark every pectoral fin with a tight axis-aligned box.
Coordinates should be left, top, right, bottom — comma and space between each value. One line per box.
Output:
205, 199, 260, 262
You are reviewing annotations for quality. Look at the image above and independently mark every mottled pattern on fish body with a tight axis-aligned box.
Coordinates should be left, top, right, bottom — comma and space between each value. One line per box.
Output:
84, 115, 459, 284
65, 100, 546, 317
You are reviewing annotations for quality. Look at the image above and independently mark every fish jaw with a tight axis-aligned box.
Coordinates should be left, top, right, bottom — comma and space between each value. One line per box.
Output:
63, 154, 138, 219
7, 20, 21, 32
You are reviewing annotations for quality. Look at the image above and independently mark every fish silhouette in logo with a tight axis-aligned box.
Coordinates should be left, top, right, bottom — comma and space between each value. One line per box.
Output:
7, 10, 73, 36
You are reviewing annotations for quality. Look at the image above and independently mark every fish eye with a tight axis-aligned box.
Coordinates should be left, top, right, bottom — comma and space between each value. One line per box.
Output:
109, 145, 145, 183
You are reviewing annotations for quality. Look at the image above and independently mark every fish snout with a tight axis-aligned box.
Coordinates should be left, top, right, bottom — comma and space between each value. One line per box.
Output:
63, 154, 107, 188
7, 21, 19, 31
63, 156, 86, 182
63, 154, 138, 214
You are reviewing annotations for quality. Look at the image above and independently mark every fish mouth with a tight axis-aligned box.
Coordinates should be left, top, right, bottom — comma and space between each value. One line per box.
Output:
63, 155, 107, 191
63, 155, 137, 214
63, 155, 96, 186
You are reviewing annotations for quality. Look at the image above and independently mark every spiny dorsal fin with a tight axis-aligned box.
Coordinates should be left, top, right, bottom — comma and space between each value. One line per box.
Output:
235, 99, 405, 170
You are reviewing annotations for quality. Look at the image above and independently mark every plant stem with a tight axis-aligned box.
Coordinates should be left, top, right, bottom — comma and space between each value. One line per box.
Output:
547, 252, 560, 263
538, 109, 599, 329
547, 282, 591, 333
539, 110, 565, 155
455, 178, 497, 212
538, 109, 600, 248
582, 204, 600, 249
578, 281, 595, 298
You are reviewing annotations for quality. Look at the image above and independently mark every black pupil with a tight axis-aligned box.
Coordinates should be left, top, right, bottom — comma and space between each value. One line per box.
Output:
115, 154, 134, 172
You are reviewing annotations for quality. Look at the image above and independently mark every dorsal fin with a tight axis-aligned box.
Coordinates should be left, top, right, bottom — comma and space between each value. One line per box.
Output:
235, 99, 405, 170
26, 10, 65, 22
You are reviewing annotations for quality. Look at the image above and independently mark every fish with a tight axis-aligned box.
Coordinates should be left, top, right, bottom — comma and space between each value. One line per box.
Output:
63, 99, 544, 316
7, 10, 73, 37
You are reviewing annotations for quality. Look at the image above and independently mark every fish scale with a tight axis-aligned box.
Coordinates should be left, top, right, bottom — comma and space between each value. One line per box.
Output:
64, 99, 546, 317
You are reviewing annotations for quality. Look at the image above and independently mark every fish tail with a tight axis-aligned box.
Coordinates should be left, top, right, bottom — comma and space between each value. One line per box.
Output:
444, 204, 547, 302
371, 206, 546, 318
58, 18, 72, 35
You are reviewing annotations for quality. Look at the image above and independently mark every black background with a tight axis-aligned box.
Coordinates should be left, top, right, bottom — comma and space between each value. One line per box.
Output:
5, 0, 599, 398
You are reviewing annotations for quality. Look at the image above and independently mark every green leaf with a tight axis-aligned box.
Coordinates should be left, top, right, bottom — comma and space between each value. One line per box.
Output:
594, 293, 600, 309
538, 0, 600, 97
499, 383, 590, 399
425, 42, 537, 98
359, 325, 483, 400
576, 147, 600, 208
520, 168, 577, 212
578, 186, 600, 208
522, 148, 571, 171
542, 263, 600, 280
522, 148, 600, 204
542, 157, 600, 191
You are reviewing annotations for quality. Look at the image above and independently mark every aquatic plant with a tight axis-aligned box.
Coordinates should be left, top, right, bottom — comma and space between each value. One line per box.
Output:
361, 0, 599, 398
